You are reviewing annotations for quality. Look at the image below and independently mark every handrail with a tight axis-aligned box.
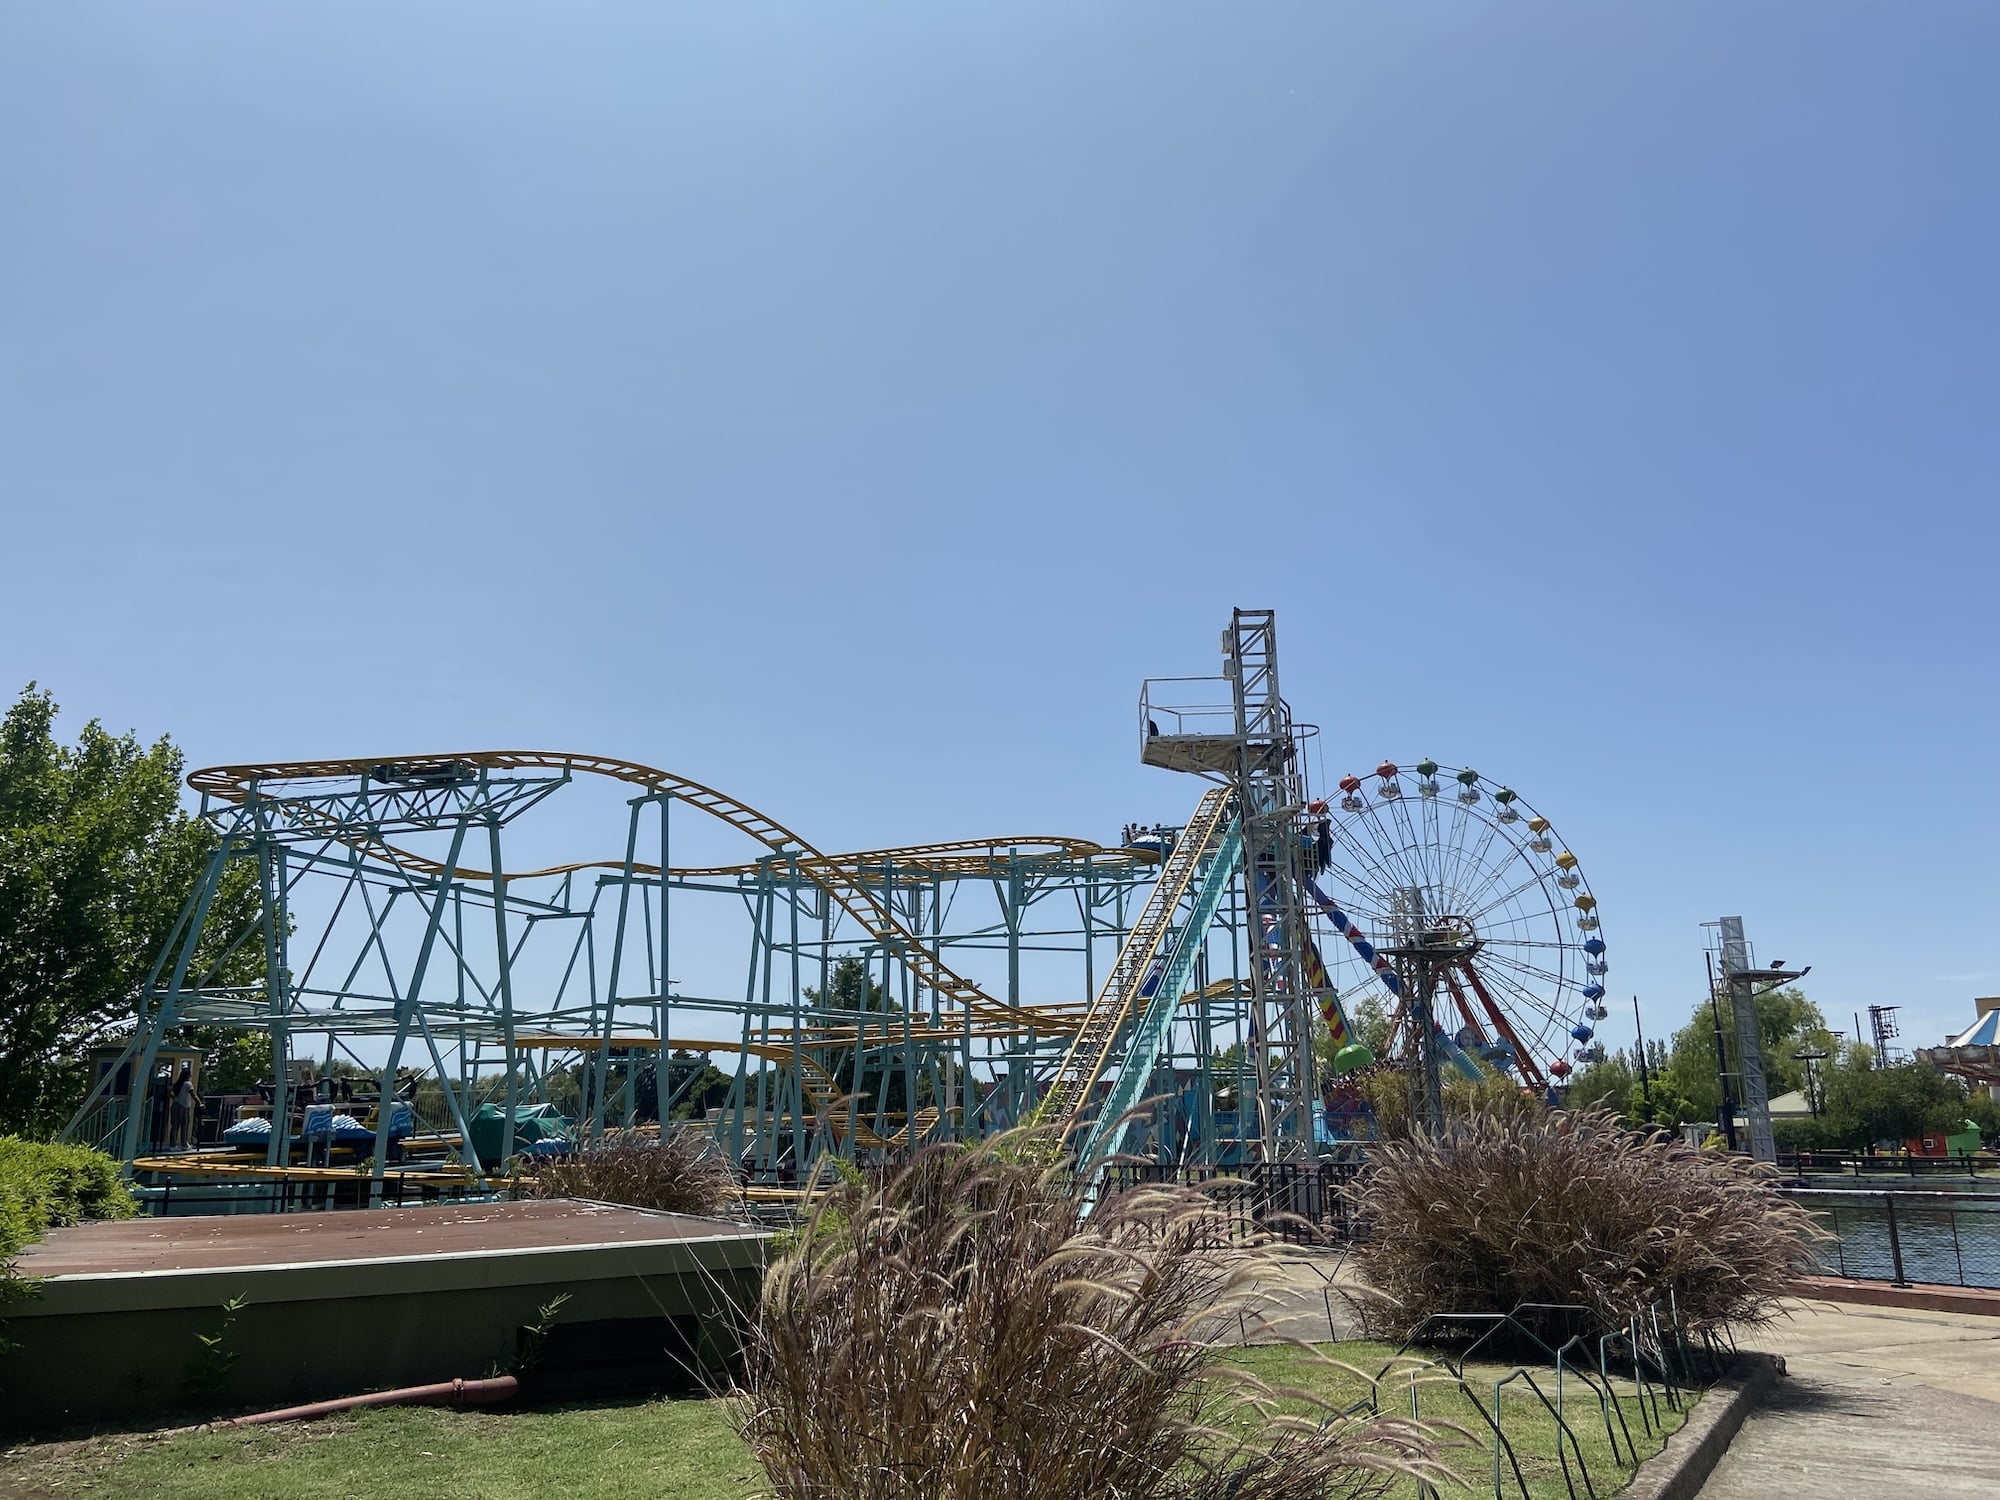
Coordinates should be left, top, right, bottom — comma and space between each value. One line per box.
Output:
1072, 814, 1243, 1183
1780, 1186, 2000, 1202
1039, 787, 1235, 1135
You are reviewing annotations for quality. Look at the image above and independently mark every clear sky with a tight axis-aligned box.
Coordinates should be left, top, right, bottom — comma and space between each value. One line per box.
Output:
3, 5, 1995, 1056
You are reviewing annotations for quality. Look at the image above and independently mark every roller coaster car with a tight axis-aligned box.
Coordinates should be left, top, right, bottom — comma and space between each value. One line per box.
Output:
368, 759, 475, 788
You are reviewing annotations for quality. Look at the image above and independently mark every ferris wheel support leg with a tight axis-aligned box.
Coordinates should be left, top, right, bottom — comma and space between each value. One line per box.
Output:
1459, 961, 1548, 1094
1400, 957, 1446, 1137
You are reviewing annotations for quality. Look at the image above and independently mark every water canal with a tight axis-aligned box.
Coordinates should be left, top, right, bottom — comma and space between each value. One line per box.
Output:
1788, 1188, 2000, 1289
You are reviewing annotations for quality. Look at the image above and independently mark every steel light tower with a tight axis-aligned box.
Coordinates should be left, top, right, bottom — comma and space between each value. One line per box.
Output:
1710, 916, 1809, 1164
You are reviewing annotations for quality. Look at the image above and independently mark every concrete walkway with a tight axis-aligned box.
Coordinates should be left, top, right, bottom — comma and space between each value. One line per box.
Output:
1702, 1297, 2000, 1496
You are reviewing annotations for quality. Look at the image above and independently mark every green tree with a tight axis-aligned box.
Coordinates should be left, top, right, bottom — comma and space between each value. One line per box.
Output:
1350, 990, 1395, 1055
0, 686, 259, 1136
1567, 1048, 1637, 1117
807, 957, 932, 1114
1652, 985, 1841, 1133
662, 1049, 733, 1121
1966, 1090, 2000, 1147
1822, 1059, 1969, 1150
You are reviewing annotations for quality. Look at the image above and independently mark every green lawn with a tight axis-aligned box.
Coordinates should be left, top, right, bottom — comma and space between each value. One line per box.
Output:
0, 1398, 756, 1500
0, 1343, 1690, 1499
1226, 1341, 1691, 1498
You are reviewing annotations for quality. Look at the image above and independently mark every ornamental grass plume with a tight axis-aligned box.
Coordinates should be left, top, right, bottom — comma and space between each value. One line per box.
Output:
1352, 1108, 1824, 1336
738, 1133, 1452, 1500
509, 1127, 736, 1217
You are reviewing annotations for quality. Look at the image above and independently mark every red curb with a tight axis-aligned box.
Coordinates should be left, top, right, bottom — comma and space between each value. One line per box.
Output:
1787, 1275, 2000, 1317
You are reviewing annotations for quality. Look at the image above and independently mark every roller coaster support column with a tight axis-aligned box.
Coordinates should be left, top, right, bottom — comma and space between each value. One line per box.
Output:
112, 834, 235, 1172
593, 788, 674, 1143
593, 795, 643, 1143
370, 805, 474, 1202
786, 852, 808, 1171
255, 810, 293, 1170
658, 793, 673, 1136
487, 819, 520, 1166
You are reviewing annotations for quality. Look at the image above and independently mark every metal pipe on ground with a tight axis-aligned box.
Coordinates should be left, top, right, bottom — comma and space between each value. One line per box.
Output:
169, 1374, 520, 1435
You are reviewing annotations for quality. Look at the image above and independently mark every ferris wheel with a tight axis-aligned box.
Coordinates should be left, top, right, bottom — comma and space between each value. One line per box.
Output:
1309, 760, 1608, 1093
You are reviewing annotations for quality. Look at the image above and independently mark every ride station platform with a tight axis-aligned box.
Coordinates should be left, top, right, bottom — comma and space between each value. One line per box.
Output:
1, 1199, 768, 1431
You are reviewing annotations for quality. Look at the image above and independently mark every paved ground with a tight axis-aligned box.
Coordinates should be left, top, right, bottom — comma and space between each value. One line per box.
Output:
1222, 1246, 1372, 1345
1702, 1297, 2000, 1497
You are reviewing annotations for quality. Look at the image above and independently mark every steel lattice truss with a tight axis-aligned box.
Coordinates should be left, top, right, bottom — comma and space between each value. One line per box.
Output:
73, 624, 1608, 1194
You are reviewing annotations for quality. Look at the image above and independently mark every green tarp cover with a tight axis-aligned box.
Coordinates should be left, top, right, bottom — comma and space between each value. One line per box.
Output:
467, 1102, 570, 1166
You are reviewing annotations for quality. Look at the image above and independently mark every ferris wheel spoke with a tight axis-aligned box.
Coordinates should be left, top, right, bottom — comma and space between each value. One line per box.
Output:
1478, 906, 1572, 943
1452, 817, 1509, 909
1387, 792, 1434, 893
1464, 932, 1575, 952
1420, 793, 1443, 891
1451, 827, 1501, 915
1469, 962, 1569, 1043
1438, 797, 1475, 902
1328, 812, 1424, 904
1475, 946, 1573, 995
1325, 804, 1405, 897
1464, 868, 1565, 928
1500, 986, 1570, 1050
1356, 795, 1428, 895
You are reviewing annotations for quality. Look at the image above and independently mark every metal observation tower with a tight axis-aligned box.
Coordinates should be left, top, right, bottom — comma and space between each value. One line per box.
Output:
1046, 607, 1324, 1168
70, 608, 1607, 1195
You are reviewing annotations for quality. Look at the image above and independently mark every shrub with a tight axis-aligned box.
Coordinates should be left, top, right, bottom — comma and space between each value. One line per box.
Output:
1362, 1070, 1540, 1141
1772, 1116, 1843, 1155
0, 1138, 136, 1257
739, 1135, 1450, 1500
1352, 1109, 1822, 1336
507, 1127, 735, 1217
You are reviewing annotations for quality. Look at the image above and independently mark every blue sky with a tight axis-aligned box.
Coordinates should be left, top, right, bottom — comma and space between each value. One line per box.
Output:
3, 5, 1995, 1056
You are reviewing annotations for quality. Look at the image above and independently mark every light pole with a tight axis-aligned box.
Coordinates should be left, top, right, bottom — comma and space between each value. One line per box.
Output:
1793, 1047, 1829, 1118
1632, 996, 1653, 1124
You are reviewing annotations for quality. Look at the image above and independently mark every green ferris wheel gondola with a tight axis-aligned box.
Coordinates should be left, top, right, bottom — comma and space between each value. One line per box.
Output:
1332, 1042, 1376, 1074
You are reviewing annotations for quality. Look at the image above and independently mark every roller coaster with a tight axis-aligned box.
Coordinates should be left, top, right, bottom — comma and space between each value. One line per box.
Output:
69, 608, 1609, 1200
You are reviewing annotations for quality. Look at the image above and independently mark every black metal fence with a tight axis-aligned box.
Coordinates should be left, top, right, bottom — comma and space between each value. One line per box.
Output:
736, 1160, 1373, 1242
1778, 1151, 1992, 1180
1780, 1188, 2000, 1290
1095, 1160, 1368, 1244
135, 1173, 488, 1218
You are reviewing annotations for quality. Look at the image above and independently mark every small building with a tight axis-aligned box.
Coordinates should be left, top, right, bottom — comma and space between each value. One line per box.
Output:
1767, 1089, 1814, 1121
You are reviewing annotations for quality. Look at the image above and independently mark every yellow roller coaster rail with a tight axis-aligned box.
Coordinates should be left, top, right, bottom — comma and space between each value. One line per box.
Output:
1038, 786, 1234, 1139
187, 750, 1105, 1027
671, 836, 1160, 882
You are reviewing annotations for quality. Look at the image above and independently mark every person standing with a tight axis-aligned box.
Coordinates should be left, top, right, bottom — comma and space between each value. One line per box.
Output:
146, 1067, 172, 1152
169, 1064, 199, 1151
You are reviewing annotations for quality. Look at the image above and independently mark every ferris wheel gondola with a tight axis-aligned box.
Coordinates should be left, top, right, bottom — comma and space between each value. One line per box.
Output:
1312, 760, 1606, 1092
